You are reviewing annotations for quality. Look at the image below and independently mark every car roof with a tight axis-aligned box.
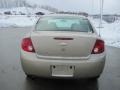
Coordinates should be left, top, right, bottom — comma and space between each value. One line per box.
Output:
42, 14, 87, 19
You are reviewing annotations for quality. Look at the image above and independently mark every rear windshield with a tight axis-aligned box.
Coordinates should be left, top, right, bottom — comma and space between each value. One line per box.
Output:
35, 16, 93, 32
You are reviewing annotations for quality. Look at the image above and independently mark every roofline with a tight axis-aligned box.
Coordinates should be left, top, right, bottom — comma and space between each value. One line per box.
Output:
42, 14, 87, 18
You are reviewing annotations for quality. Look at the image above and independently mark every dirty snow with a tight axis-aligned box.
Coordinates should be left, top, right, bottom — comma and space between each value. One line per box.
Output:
0, 7, 51, 15
0, 7, 52, 27
0, 15, 38, 27
91, 18, 120, 48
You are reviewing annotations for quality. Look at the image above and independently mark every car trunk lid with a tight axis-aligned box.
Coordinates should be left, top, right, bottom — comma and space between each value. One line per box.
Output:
31, 31, 97, 59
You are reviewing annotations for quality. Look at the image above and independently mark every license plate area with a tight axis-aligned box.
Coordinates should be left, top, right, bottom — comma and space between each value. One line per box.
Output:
51, 65, 74, 77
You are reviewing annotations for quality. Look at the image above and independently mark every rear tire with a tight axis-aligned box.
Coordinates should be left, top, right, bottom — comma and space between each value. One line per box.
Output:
90, 76, 100, 80
26, 74, 36, 80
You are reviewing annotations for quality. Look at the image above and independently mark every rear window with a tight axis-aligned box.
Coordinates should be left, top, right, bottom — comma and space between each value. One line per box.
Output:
35, 16, 93, 32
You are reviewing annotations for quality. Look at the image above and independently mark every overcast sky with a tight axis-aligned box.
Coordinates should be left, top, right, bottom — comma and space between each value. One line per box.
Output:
27, 0, 120, 14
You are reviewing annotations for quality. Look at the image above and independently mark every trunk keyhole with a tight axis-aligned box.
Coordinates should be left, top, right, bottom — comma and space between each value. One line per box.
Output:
70, 66, 72, 69
53, 66, 56, 69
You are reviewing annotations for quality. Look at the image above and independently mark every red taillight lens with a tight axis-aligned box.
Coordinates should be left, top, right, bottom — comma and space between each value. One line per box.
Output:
92, 39, 104, 54
21, 37, 35, 52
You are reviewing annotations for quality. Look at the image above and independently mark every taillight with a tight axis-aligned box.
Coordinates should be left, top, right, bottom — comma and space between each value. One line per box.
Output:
21, 37, 35, 52
92, 39, 104, 54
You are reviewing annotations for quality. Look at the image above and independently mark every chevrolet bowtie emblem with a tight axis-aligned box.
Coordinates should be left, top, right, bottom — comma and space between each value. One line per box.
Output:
59, 42, 68, 46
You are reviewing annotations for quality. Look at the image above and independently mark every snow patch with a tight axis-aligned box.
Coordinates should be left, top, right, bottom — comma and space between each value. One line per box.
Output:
0, 7, 52, 15
90, 18, 120, 48
0, 15, 38, 27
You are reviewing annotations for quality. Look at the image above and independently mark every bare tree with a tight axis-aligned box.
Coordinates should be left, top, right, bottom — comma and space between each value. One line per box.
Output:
0, 0, 28, 8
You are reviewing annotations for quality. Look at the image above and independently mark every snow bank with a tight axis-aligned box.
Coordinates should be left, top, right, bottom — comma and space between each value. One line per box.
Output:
0, 7, 51, 27
90, 18, 120, 48
0, 15, 38, 27
0, 7, 52, 15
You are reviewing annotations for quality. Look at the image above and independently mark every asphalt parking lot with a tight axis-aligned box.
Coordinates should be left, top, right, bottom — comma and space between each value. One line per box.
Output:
0, 27, 120, 90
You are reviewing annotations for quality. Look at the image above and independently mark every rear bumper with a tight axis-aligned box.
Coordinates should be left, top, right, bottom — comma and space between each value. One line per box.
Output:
20, 50, 106, 79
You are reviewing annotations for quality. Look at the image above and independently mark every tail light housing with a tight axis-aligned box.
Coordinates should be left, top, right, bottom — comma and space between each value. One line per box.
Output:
21, 37, 35, 52
92, 39, 104, 54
